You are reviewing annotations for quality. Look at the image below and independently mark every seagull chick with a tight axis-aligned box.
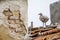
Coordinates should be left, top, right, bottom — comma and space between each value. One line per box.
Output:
38, 13, 49, 27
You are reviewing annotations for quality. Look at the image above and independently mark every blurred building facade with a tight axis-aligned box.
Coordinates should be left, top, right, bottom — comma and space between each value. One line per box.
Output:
50, 1, 60, 24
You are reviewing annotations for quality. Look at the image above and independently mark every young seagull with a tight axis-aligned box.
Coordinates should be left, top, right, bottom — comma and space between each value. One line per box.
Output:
38, 13, 49, 27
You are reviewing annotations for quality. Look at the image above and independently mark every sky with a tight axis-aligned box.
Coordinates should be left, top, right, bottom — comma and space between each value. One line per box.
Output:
28, 0, 59, 27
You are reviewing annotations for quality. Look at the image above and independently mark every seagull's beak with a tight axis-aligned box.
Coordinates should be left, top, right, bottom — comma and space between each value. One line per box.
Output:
38, 14, 40, 15
38, 13, 42, 16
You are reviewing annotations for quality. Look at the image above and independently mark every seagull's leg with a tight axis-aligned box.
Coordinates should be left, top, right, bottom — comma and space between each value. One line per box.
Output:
45, 23, 46, 27
43, 22, 44, 27
44, 23, 45, 28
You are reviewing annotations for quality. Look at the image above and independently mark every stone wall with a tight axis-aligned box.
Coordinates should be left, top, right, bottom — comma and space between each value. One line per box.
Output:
50, 1, 60, 24
0, 0, 27, 40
